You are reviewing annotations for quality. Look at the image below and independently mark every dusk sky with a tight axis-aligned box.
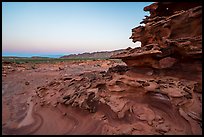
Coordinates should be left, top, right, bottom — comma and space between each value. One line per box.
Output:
2, 2, 152, 57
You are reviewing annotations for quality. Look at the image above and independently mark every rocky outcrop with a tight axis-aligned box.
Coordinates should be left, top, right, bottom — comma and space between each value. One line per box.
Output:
111, 2, 202, 69
3, 2, 201, 135
34, 2, 201, 135
33, 2, 202, 135
32, 63, 202, 134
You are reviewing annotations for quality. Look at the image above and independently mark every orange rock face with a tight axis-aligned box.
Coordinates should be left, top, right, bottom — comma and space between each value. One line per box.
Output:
2, 2, 202, 135
111, 2, 202, 69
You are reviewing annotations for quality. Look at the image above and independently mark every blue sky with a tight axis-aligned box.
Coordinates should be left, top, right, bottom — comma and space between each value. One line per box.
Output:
2, 2, 152, 57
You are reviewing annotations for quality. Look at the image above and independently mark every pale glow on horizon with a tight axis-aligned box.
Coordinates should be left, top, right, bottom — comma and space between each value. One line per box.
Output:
2, 2, 152, 56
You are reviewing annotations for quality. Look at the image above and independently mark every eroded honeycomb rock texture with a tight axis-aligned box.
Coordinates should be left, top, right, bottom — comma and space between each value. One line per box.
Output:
111, 2, 202, 69
39, 2, 201, 135
4, 2, 201, 135
109, 2, 202, 135
32, 2, 203, 135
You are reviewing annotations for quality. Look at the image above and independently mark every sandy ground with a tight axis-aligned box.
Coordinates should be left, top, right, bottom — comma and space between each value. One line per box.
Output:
2, 60, 202, 135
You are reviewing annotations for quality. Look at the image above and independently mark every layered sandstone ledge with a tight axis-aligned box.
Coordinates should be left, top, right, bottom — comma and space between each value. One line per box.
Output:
2, 2, 202, 135
111, 2, 202, 69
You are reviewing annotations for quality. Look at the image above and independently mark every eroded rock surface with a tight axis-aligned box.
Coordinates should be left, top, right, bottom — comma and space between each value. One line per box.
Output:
2, 2, 202, 135
111, 2, 202, 69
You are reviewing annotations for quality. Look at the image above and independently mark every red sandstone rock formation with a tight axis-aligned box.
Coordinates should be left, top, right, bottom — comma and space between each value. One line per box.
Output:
111, 2, 202, 69
2, 2, 202, 135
